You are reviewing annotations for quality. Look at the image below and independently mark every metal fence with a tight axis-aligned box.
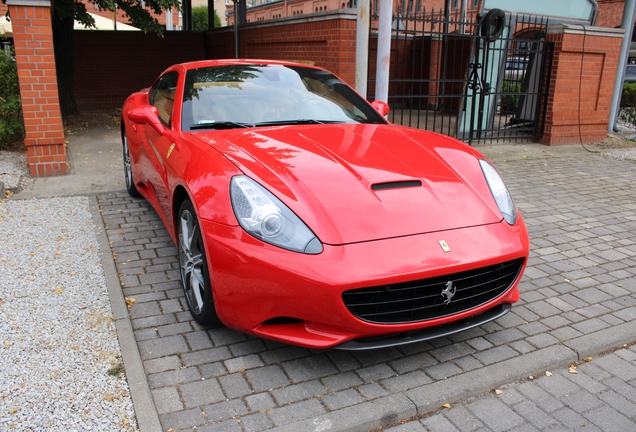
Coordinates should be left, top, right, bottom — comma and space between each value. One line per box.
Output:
367, 3, 553, 144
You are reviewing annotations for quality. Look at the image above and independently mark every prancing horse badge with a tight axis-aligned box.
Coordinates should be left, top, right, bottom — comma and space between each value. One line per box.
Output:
441, 281, 456, 304
167, 143, 176, 159
438, 240, 451, 252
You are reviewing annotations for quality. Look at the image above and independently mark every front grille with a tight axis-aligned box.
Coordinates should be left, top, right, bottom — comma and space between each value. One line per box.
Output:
342, 259, 524, 324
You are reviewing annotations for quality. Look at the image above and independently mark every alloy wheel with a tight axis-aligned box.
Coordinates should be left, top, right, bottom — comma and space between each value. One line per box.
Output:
178, 209, 206, 314
123, 134, 133, 190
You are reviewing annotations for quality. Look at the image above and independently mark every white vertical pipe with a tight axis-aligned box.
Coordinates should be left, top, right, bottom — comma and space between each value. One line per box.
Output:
375, 0, 392, 102
166, 8, 173, 31
355, 0, 370, 98
609, 0, 636, 132
460, 0, 468, 34
234, 1, 240, 58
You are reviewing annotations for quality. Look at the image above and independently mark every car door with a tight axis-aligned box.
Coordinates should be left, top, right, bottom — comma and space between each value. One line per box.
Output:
146, 71, 179, 222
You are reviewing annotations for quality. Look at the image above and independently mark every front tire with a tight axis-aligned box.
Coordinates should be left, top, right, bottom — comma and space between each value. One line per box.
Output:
122, 130, 141, 198
177, 199, 221, 327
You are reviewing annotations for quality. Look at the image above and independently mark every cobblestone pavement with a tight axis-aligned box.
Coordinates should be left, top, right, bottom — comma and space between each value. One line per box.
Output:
380, 344, 636, 432
97, 150, 636, 432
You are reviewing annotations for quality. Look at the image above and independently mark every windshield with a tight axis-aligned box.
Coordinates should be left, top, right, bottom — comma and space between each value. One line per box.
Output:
181, 64, 387, 131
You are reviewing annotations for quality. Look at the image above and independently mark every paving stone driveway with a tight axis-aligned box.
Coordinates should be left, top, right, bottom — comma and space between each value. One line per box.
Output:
382, 343, 636, 431
97, 150, 636, 432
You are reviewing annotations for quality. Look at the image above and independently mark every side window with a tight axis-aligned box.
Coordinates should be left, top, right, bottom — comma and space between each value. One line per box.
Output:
149, 72, 179, 126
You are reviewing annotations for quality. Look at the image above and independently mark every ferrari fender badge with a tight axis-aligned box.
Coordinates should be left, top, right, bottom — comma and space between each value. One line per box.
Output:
167, 143, 176, 159
438, 240, 451, 253
441, 281, 456, 304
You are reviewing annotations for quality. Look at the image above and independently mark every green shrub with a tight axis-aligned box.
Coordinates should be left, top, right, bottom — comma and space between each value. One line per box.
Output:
621, 82, 636, 107
0, 47, 25, 150
192, 6, 222, 31
499, 79, 521, 114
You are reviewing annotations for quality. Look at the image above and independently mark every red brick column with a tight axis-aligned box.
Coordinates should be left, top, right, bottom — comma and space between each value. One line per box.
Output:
7, 0, 67, 176
540, 24, 623, 145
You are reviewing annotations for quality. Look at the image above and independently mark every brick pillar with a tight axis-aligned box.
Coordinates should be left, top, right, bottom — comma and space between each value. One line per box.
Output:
540, 24, 623, 145
7, 0, 67, 176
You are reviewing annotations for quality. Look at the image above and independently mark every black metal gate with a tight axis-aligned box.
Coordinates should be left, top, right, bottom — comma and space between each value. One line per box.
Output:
367, 4, 554, 144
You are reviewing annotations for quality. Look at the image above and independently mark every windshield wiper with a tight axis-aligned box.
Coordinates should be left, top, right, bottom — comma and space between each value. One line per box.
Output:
190, 119, 347, 130
190, 121, 253, 130
254, 119, 345, 127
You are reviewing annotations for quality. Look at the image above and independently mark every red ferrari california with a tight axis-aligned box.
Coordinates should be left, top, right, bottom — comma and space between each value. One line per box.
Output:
121, 59, 529, 350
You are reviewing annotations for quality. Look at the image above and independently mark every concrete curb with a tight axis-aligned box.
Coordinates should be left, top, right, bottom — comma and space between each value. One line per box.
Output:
269, 330, 636, 432
89, 195, 162, 432
563, 320, 636, 359
0, 174, 23, 195
405, 345, 576, 415
269, 393, 417, 432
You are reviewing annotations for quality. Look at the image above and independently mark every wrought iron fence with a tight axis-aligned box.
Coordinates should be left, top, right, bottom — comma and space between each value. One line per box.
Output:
367, 3, 553, 144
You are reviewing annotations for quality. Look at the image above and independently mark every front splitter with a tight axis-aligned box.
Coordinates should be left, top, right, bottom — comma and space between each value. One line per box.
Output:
335, 303, 511, 350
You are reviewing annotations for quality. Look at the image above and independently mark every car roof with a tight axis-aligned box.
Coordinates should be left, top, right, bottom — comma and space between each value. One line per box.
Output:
177, 59, 323, 71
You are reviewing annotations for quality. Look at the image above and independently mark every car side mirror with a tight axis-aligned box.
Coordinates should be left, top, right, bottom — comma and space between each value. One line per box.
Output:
371, 100, 390, 117
127, 105, 165, 135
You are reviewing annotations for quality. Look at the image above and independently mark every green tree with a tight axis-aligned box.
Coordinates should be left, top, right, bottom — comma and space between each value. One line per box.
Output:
0, 47, 25, 149
192, 6, 222, 30
51, 0, 181, 116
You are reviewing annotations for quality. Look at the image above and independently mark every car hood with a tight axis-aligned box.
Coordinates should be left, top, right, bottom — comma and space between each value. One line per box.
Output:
194, 124, 502, 245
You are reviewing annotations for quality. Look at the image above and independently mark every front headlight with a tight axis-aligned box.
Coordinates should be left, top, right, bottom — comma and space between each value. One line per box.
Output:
230, 176, 323, 254
479, 159, 517, 225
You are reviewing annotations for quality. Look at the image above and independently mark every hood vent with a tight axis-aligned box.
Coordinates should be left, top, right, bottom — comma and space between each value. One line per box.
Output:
371, 180, 422, 191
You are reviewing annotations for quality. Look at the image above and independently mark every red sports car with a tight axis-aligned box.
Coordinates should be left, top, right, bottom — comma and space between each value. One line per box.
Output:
121, 59, 529, 350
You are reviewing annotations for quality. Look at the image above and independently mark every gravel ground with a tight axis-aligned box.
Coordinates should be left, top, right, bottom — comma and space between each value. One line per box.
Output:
0, 151, 29, 191
607, 117, 636, 161
604, 148, 636, 161
0, 196, 138, 431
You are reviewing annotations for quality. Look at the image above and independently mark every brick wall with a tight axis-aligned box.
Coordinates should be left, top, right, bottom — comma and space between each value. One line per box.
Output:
540, 25, 624, 145
74, 31, 206, 110
231, 0, 453, 25
204, 12, 359, 84
7, 0, 67, 177
595, 0, 625, 28
72, 12, 363, 110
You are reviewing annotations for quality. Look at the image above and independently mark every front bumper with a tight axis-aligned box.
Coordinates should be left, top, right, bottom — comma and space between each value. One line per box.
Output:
336, 303, 511, 350
201, 217, 529, 349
